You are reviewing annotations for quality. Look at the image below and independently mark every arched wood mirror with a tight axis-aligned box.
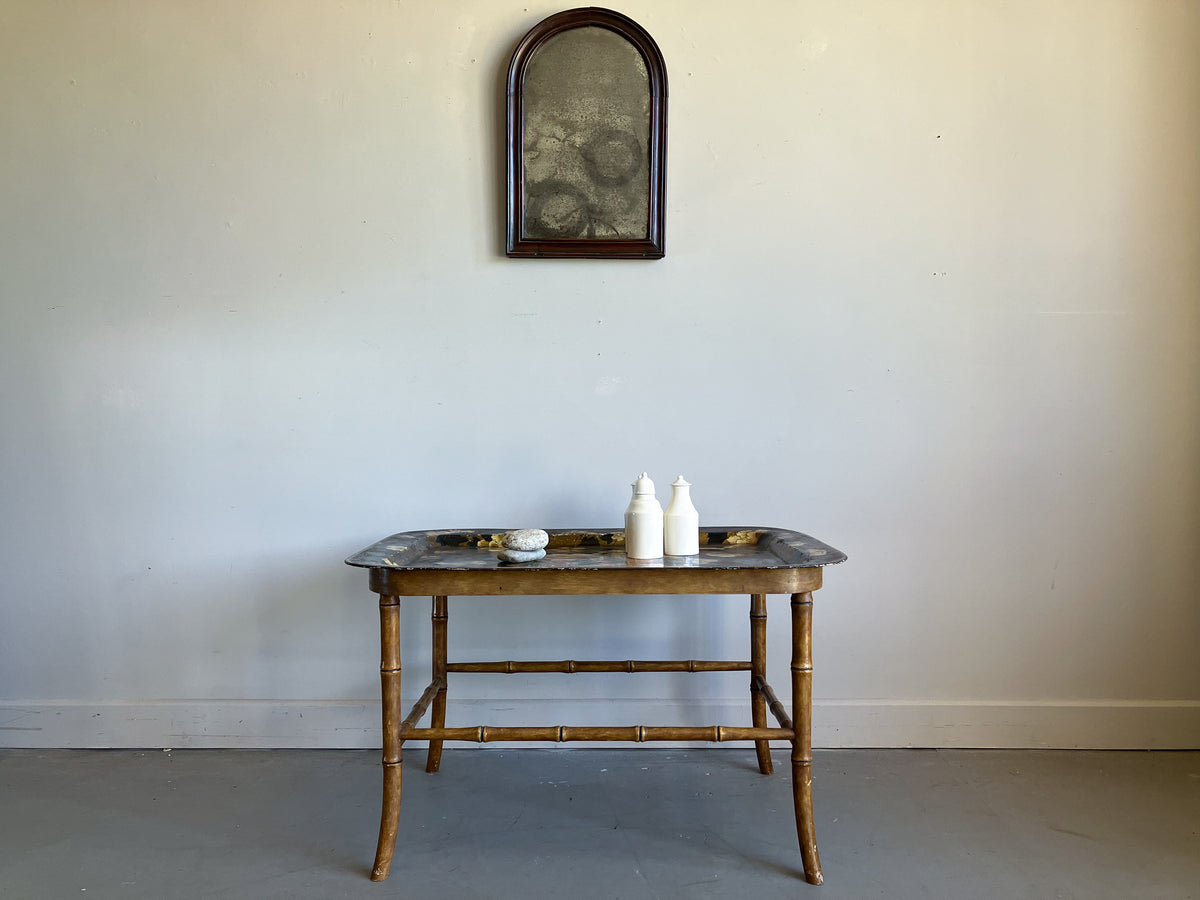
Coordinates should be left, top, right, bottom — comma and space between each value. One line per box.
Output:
506, 8, 667, 259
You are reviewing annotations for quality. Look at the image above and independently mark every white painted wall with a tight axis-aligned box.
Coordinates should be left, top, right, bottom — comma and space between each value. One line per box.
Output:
2, 1, 1197, 749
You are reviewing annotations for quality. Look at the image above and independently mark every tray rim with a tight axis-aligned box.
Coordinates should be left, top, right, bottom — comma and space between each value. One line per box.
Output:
345, 527, 847, 572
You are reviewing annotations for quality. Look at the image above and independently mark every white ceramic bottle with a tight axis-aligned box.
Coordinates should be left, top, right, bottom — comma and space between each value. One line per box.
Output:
624, 472, 664, 559
664, 475, 700, 556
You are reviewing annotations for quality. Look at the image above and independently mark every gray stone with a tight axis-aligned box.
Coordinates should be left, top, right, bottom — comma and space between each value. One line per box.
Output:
502, 529, 549, 551
497, 548, 546, 564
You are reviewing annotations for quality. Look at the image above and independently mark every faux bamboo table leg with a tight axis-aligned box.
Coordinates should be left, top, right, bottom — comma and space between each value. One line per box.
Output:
749, 593, 774, 775
791, 591, 823, 885
426, 595, 448, 774
371, 595, 403, 882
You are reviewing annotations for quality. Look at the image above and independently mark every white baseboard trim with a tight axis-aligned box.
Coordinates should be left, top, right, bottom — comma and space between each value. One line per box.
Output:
2, 699, 1198, 750
811, 700, 1200, 749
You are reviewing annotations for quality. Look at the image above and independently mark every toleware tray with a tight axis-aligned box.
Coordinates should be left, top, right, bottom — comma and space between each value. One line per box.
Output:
347, 528, 846, 572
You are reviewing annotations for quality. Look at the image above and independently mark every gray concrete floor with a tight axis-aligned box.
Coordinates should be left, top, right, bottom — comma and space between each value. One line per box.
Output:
0, 749, 1197, 899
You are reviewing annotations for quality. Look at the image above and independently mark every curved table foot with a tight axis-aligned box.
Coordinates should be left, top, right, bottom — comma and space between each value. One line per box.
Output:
370, 759, 403, 881
754, 738, 774, 776
792, 758, 823, 884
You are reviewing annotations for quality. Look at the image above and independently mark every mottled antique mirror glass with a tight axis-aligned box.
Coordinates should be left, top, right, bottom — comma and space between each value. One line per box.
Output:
507, 8, 667, 258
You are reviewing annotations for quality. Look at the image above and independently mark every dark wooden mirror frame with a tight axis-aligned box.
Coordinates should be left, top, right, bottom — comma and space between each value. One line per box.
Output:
506, 8, 667, 259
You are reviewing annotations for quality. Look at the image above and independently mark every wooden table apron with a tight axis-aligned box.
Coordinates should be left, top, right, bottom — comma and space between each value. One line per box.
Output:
346, 528, 845, 886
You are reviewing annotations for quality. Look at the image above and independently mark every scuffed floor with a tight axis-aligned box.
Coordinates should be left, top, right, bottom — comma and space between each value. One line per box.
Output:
0, 748, 1197, 899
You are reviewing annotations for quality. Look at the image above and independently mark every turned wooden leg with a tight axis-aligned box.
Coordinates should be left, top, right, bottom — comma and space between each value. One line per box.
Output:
426, 595, 448, 773
791, 591, 823, 885
750, 593, 773, 775
371, 595, 403, 882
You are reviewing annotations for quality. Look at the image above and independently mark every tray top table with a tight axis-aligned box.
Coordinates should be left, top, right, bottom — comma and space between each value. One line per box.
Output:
346, 527, 846, 885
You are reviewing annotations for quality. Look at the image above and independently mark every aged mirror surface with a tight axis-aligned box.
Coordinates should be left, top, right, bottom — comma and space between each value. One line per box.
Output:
507, 8, 667, 258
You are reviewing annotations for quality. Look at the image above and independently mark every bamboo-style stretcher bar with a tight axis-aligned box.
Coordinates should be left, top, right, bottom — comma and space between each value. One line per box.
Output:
345, 528, 846, 888
446, 658, 752, 673
401, 724, 794, 742
403, 665, 789, 742
754, 672, 795, 731
399, 677, 445, 732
